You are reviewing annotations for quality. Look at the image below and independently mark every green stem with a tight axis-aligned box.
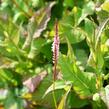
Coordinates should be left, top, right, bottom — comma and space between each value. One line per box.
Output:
52, 62, 57, 108
52, 80, 57, 109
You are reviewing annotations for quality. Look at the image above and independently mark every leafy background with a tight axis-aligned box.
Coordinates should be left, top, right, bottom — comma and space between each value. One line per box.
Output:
0, 0, 109, 109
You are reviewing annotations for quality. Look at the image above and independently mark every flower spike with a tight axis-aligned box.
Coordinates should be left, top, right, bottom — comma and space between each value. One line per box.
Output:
52, 20, 60, 80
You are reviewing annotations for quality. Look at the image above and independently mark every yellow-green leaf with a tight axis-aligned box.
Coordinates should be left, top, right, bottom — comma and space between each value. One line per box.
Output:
101, 0, 109, 12
57, 86, 71, 109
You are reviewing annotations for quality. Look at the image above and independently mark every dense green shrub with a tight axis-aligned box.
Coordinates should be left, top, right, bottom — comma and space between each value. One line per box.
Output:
0, 0, 109, 109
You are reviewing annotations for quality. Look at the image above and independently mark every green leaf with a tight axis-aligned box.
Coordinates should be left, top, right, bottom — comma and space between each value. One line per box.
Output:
0, 19, 20, 46
60, 12, 85, 44
28, 38, 46, 59
66, 37, 75, 62
57, 86, 71, 109
84, 18, 95, 42
32, 0, 44, 7
0, 69, 18, 86
78, 1, 95, 24
22, 17, 37, 49
72, 7, 82, 26
32, 66, 65, 108
66, 37, 89, 69
95, 18, 109, 49
13, 12, 27, 23
41, 42, 52, 61
88, 18, 109, 69
60, 13, 74, 29
15, 0, 29, 13
61, 27, 85, 44
43, 81, 71, 97
96, 44, 104, 70
67, 91, 89, 108
67, 28, 85, 44
33, 1, 56, 39
58, 54, 96, 98
4, 90, 24, 109
63, 0, 74, 8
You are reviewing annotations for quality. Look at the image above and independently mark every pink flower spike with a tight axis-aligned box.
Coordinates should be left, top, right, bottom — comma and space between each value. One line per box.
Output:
52, 20, 60, 64
52, 20, 60, 80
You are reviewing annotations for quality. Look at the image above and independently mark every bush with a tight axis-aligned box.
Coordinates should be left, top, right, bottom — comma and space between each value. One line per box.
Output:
0, 0, 109, 109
